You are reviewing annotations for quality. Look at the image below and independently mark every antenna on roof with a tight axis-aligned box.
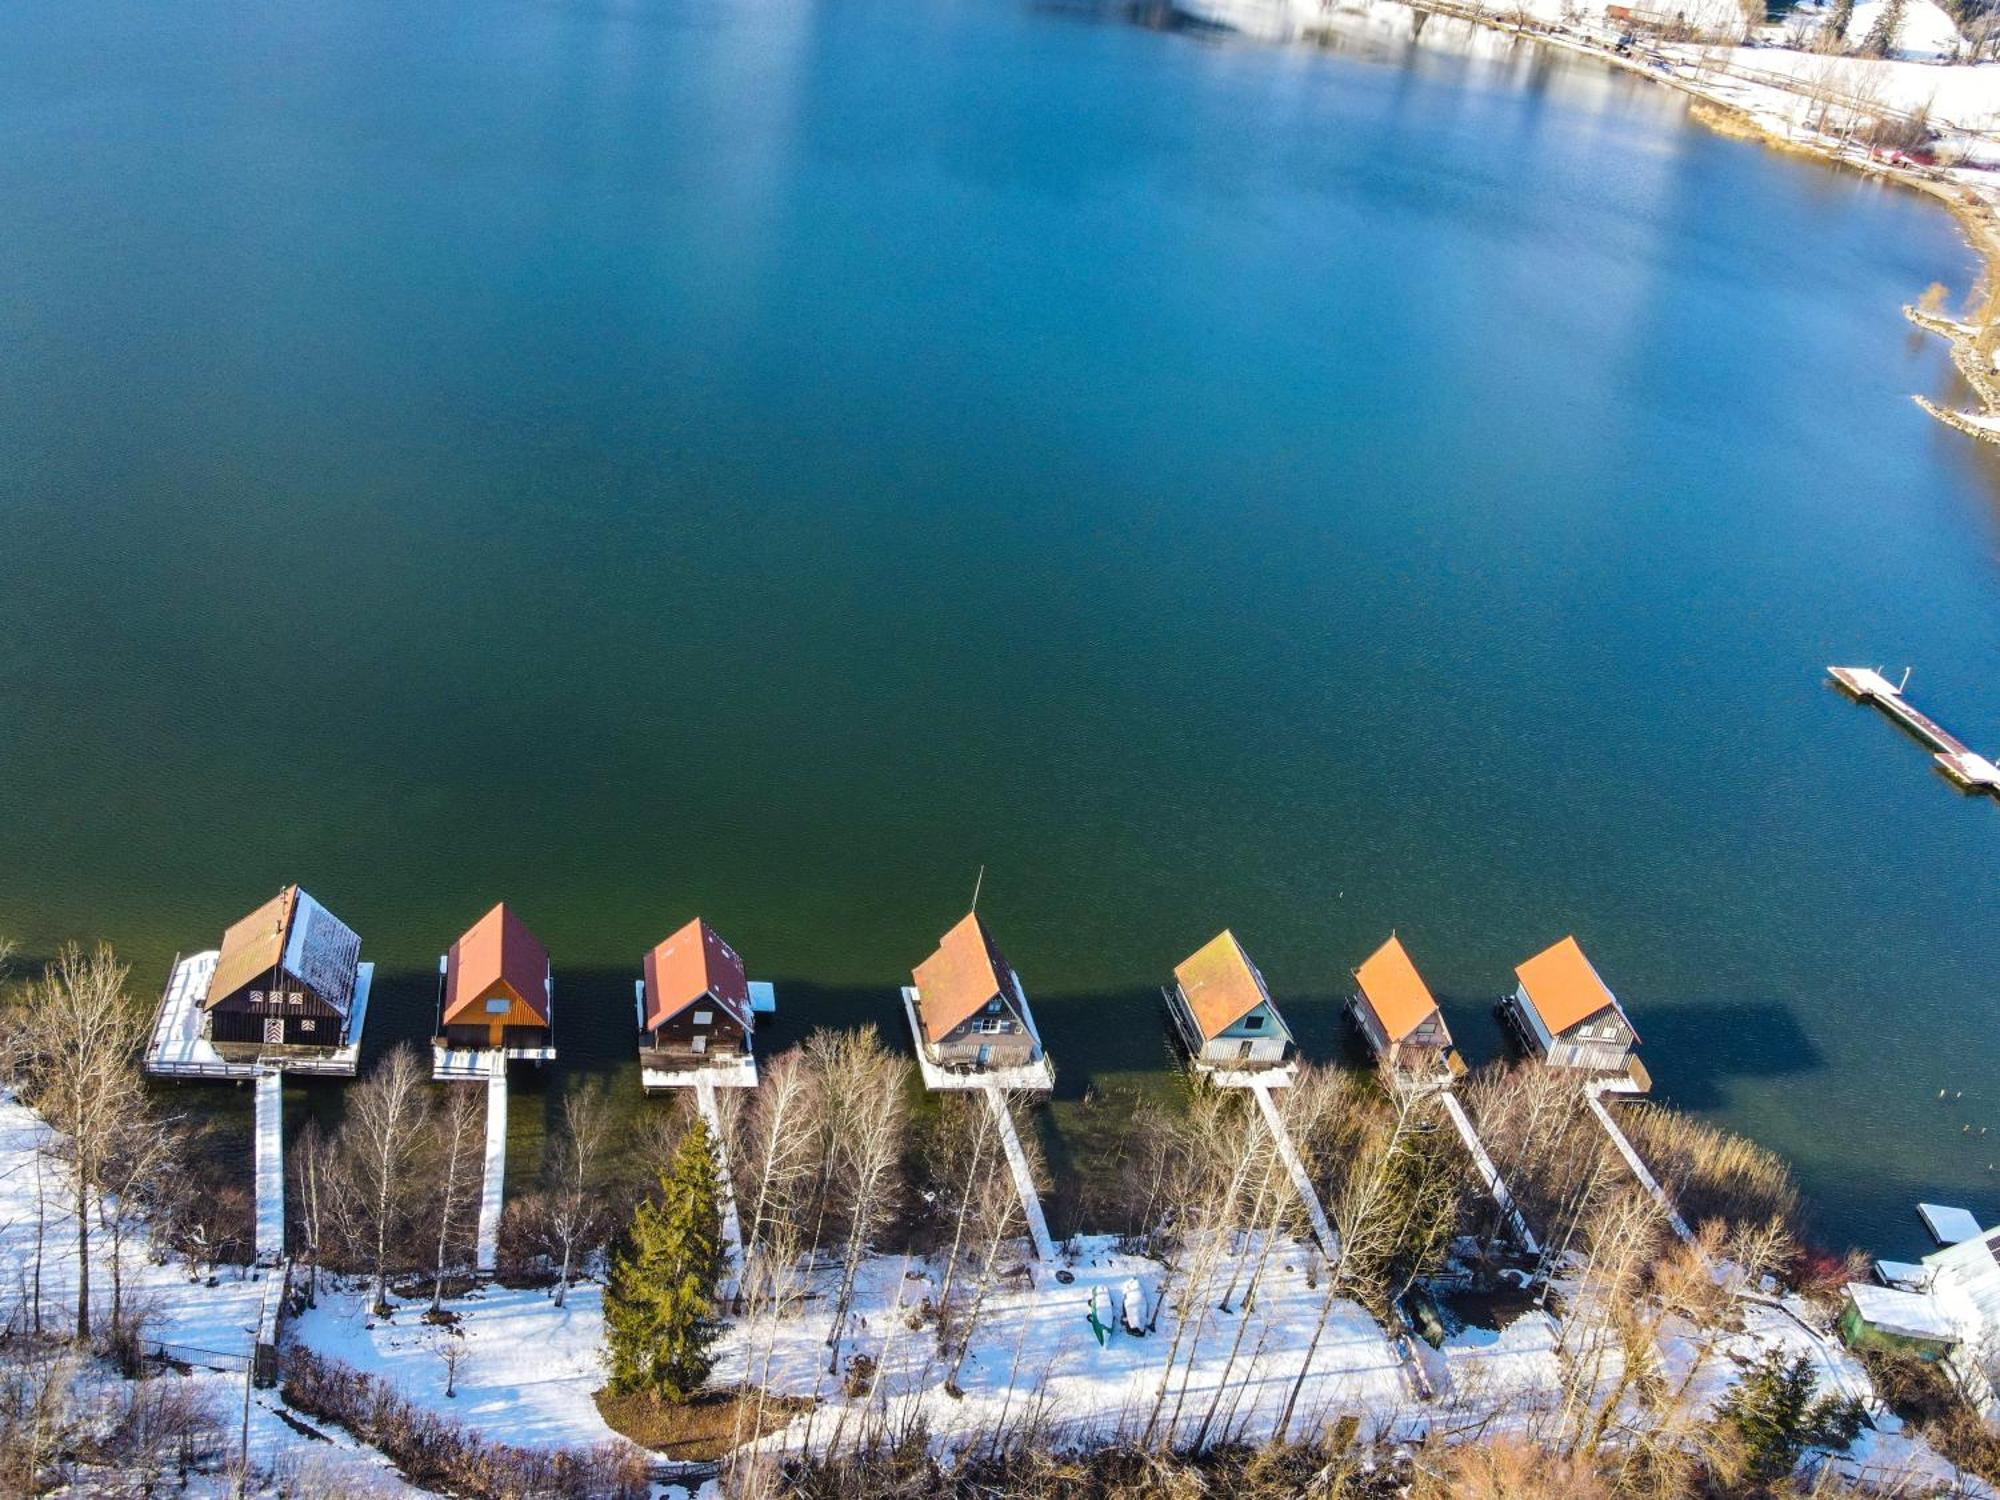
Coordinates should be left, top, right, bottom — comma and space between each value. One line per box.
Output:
971, 864, 986, 914
1899, 666, 1912, 693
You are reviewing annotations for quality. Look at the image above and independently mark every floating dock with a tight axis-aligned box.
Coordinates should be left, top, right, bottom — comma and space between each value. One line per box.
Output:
1583, 1080, 1692, 1244
691, 1075, 746, 1290
1248, 1079, 1339, 1260
981, 1081, 1056, 1262
1829, 666, 2000, 792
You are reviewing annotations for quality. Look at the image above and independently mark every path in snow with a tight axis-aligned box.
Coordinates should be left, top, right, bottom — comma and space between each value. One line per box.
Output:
1439, 1091, 1539, 1256
1248, 1080, 1337, 1259
254, 1068, 285, 1266
981, 1081, 1055, 1261
1583, 1086, 1693, 1243
477, 1054, 507, 1273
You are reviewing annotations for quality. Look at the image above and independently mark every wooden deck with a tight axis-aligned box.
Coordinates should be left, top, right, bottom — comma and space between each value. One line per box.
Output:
1829, 666, 2000, 792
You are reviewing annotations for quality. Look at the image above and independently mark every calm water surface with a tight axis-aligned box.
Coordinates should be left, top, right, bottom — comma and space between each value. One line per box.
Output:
3, 0, 1998, 1252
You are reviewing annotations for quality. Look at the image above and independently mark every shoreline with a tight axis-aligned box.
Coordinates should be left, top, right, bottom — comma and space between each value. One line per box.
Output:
1296, 0, 2000, 444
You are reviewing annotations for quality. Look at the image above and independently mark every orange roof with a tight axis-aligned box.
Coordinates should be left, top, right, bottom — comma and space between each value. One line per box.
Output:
912, 912, 1021, 1043
644, 917, 750, 1031
1514, 936, 1622, 1037
1173, 930, 1274, 1040
1354, 933, 1442, 1044
443, 903, 550, 1026
204, 886, 296, 1009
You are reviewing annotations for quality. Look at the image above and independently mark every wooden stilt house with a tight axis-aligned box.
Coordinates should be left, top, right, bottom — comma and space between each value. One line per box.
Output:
638, 917, 753, 1070
200, 885, 365, 1058
436, 903, 554, 1058
910, 912, 1042, 1071
1502, 935, 1642, 1082
1350, 933, 1461, 1080
1166, 930, 1294, 1069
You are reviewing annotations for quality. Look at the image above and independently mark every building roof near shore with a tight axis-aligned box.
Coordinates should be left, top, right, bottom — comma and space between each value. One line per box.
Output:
913, 912, 1025, 1042
1354, 934, 1442, 1044
1844, 1281, 1958, 1343
1514, 936, 1635, 1040
644, 917, 751, 1031
204, 885, 360, 1017
1173, 931, 1277, 1040
443, 903, 550, 1026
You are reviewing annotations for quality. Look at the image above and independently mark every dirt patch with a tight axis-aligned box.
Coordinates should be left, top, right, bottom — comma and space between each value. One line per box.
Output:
593, 1386, 814, 1462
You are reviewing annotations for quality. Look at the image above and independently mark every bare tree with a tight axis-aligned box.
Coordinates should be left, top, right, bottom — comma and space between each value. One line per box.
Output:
426, 1085, 484, 1314
338, 1044, 432, 1316
7, 944, 152, 1340
542, 1080, 611, 1308
290, 1118, 338, 1308
735, 1049, 823, 1314
809, 1027, 906, 1378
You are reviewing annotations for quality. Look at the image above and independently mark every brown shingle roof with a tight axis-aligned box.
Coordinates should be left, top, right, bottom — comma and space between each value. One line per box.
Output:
443, 903, 550, 1026
644, 918, 751, 1031
1354, 933, 1442, 1045
912, 912, 1020, 1044
1514, 936, 1626, 1038
1173, 930, 1273, 1040
204, 887, 296, 1010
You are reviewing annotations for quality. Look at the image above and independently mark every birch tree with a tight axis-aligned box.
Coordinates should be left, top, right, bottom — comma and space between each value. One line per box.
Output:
339, 1044, 432, 1315
542, 1080, 611, 1308
8, 944, 151, 1340
811, 1027, 906, 1377
426, 1085, 484, 1314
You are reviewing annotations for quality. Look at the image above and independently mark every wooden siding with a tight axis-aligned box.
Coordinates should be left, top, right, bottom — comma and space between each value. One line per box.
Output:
927, 993, 1036, 1067
646, 1003, 749, 1058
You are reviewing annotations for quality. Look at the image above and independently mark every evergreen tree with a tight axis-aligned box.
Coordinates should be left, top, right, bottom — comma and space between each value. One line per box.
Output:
1714, 1349, 1864, 1485
1827, 0, 1855, 41
1861, 0, 1907, 54
603, 1117, 726, 1403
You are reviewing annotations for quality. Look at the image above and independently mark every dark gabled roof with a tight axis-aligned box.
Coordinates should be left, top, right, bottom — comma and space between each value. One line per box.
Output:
204, 885, 360, 1018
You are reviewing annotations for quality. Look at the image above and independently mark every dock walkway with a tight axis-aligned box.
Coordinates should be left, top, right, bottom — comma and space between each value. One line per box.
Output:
1829, 666, 2000, 791
1583, 1083, 1692, 1244
1249, 1080, 1339, 1260
476, 1054, 507, 1273
979, 1081, 1056, 1262
253, 1070, 284, 1266
1439, 1091, 1539, 1256
692, 1076, 746, 1292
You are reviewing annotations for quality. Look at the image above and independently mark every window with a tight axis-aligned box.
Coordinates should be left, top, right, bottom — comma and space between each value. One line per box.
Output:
985, 999, 1002, 1013
288, 992, 303, 1006
975, 1018, 1004, 1034
692, 1035, 708, 1055
250, 990, 264, 1005
301, 1019, 316, 1034
693, 1010, 713, 1026
485, 998, 511, 1015
1243, 1014, 1265, 1031
263, 1017, 284, 1045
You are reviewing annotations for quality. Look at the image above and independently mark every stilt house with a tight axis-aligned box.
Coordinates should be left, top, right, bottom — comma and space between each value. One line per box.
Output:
1167, 930, 1293, 1068
437, 903, 554, 1055
910, 912, 1042, 1071
1350, 933, 1460, 1078
201, 885, 363, 1055
1504, 936, 1639, 1076
639, 917, 753, 1066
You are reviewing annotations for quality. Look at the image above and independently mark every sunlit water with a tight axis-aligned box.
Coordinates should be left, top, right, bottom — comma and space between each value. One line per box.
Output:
3, 0, 1998, 1252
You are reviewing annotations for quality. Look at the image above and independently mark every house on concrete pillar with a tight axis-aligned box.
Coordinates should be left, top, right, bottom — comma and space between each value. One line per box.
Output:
639, 918, 753, 1070
1166, 930, 1293, 1069
910, 912, 1042, 1071
1502, 936, 1646, 1088
200, 885, 366, 1060
436, 903, 554, 1059
1350, 933, 1461, 1081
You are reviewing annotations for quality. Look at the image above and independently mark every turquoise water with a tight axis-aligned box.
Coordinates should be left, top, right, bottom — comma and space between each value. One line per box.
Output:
2, 0, 1998, 1253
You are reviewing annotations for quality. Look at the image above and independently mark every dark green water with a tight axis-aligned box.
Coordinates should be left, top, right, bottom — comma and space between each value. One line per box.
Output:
3, 0, 1998, 1253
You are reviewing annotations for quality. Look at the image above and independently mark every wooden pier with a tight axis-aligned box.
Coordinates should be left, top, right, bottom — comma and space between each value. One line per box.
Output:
1829, 666, 2000, 792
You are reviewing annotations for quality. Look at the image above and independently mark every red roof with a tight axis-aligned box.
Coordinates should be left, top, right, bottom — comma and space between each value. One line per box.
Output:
643, 917, 750, 1031
443, 903, 550, 1026
912, 912, 1022, 1044
1354, 933, 1443, 1045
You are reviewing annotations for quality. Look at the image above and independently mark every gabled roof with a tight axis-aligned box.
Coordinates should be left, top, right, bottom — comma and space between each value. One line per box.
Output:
204, 885, 360, 1018
1514, 936, 1633, 1039
1354, 933, 1442, 1045
912, 912, 1024, 1044
1173, 930, 1279, 1041
644, 917, 751, 1031
443, 903, 550, 1026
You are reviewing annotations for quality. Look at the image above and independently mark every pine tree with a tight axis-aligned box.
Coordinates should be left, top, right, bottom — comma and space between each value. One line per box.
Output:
1714, 1348, 1863, 1484
1862, 0, 1907, 54
1828, 0, 1855, 41
603, 1117, 726, 1404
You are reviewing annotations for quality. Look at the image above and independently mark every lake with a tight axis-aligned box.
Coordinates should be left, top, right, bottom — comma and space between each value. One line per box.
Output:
2, 0, 1998, 1255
